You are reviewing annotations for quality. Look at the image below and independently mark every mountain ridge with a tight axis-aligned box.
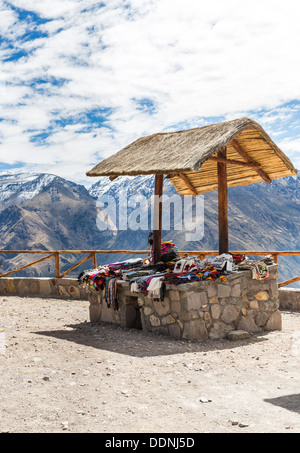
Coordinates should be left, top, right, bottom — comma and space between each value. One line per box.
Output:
0, 170, 299, 285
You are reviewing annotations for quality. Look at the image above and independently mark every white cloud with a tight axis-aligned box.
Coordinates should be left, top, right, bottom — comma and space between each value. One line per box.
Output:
0, 0, 300, 182
278, 138, 300, 170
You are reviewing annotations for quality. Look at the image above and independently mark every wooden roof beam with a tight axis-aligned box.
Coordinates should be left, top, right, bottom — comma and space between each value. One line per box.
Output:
208, 156, 261, 169
178, 173, 198, 196
230, 139, 272, 184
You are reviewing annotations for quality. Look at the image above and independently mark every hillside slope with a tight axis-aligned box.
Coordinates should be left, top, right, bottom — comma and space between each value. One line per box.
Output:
0, 171, 299, 284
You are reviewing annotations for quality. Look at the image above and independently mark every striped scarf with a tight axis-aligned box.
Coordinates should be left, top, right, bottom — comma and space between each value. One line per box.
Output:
105, 277, 119, 310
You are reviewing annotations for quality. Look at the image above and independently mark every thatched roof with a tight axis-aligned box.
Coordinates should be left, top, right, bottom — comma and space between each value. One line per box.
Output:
86, 117, 297, 195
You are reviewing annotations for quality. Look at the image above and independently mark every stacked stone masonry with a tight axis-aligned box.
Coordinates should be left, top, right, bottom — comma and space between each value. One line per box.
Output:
89, 264, 282, 340
0, 277, 88, 300
279, 288, 300, 312
0, 265, 285, 340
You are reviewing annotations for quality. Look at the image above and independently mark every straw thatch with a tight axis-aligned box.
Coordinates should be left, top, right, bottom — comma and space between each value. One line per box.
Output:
86, 117, 297, 195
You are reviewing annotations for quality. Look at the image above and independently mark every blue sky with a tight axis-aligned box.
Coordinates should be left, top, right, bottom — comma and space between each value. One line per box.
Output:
0, 0, 300, 185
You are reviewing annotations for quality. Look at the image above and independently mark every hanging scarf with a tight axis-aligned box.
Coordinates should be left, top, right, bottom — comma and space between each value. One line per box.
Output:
105, 277, 119, 310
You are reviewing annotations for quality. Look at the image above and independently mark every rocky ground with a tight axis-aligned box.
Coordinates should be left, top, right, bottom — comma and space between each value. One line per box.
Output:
0, 296, 299, 433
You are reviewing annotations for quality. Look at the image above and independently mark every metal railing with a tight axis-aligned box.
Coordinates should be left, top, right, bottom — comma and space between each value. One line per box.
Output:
0, 249, 299, 287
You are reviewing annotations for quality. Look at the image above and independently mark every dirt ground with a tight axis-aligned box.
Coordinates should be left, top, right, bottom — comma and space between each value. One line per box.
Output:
0, 296, 299, 434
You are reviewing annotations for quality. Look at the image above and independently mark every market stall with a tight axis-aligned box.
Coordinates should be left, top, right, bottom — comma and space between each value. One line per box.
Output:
81, 117, 297, 340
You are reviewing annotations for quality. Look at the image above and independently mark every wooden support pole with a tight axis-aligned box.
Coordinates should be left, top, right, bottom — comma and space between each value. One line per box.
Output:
55, 252, 60, 278
217, 147, 229, 255
153, 174, 163, 263
272, 254, 278, 264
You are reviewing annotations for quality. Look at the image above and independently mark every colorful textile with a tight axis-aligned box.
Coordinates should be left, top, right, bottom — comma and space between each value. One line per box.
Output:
230, 253, 246, 265
151, 240, 179, 263
129, 273, 166, 293
163, 264, 227, 286
250, 262, 269, 280
173, 258, 198, 274
105, 277, 119, 310
78, 241, 271, 309
209, 254, 234, 272
161, 241, 178, 254
77, 258, 144, 293
146, 276, 165, 301
235, 257, 270, 280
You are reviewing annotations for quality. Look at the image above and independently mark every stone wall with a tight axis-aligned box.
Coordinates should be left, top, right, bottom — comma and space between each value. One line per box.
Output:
279, 288, 300, 311
0, 277, 88, 300
0, 265, 284, 340
88, 264, 282, 340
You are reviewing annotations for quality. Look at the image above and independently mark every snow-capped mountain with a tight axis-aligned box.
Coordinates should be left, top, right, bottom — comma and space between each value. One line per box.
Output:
0, 173, 105, 277
0, 170, 299, 284
88, 174, 157, 199
0, 170, 88, 208
0, 171, 55, 207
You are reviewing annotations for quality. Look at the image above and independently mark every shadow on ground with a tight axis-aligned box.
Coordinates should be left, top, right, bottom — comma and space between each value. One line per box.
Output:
33, 321, 269, 358
265, 394, 300, 414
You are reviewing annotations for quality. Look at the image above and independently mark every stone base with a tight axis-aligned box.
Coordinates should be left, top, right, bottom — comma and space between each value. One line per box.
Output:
279, 287, 300, 311
0, 277, 88, 300
88, 265, 282, 340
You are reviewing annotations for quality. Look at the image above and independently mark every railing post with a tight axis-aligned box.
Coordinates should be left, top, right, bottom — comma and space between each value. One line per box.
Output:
55, 252, 60, 278
272, 254, 278, 264
92, 252, 97, 269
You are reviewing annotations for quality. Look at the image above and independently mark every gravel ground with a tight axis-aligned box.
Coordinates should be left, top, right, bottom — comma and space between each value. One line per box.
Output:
0, 296, 299, 434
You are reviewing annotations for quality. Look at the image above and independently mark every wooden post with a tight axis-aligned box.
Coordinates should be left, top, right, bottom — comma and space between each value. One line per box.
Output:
92, 252, 97, 269
153, 174, 163, 263
55, 252, 60, 278
217, 147, 229, 255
